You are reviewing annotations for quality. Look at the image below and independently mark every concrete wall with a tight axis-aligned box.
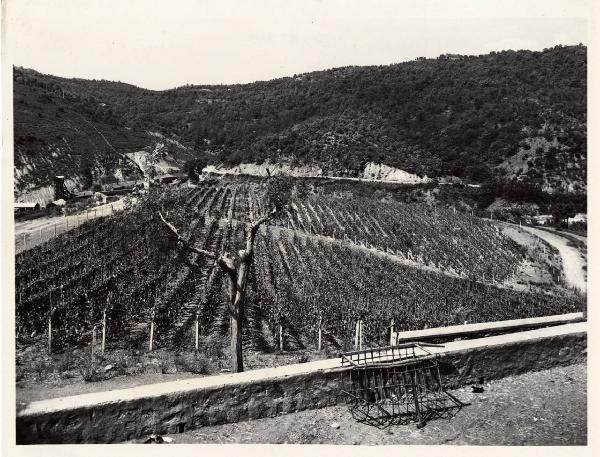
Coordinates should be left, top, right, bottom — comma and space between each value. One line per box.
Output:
16, 322, 586, 444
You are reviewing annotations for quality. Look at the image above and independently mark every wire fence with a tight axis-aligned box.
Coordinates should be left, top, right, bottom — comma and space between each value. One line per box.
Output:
14, 201, 125, 254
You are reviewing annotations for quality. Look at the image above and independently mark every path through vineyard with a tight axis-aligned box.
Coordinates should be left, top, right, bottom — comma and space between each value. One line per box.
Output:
520, 226, 586, 292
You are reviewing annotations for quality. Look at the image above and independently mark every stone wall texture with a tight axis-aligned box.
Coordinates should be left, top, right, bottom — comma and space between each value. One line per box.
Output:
16, 329, 586, 444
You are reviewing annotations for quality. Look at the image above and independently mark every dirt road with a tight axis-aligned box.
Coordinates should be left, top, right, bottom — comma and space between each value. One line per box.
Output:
14, 199, 125, 253
520, 225, 587, 292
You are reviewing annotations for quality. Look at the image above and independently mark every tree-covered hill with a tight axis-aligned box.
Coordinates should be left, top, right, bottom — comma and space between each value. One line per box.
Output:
13, 45, 586, 195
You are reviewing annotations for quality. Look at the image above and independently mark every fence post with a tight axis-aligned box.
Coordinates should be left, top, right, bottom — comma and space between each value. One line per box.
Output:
195, 313, 199, 351
359, 320, 363, 351
390, 319, 395, 346
48, 315, 52, 354
102, 310, 107, 353
149, 320, 154, 351
318, 316, 322, 352
91, 325, 96, 362
279, 324, 284, 352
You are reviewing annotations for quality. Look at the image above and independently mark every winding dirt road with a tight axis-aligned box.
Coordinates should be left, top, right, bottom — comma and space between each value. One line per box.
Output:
520, 225, 587, 292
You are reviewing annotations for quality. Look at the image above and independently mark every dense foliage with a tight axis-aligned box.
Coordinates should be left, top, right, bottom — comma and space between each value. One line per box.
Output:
14, 45, 586, 193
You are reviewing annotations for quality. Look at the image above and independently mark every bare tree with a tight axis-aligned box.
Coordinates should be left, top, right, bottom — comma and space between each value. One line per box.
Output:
157, 177, 293, 372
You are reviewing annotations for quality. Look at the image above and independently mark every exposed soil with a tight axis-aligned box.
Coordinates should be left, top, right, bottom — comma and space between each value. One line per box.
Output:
144, 363, 586, 446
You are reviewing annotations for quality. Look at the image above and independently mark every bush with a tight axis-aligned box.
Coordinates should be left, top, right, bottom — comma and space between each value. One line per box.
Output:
79, 362, 107, 382
174, 352, 214, 375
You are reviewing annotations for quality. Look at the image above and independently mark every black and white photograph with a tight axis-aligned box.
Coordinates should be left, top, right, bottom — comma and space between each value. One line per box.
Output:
0, 0, 595, 451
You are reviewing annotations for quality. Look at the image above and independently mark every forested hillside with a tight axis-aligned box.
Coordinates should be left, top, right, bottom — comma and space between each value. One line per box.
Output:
13, 45, 586, 195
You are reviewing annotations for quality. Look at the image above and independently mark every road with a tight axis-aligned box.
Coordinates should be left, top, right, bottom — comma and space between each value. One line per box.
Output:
520, 225, 587, 292
14, 199, 125, 253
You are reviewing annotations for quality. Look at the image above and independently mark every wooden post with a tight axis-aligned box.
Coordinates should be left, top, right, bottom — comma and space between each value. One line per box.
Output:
91, 325, 96, 362
354, 321, 360, 349
48, 316, 52, 354
317, 316, 322, 352
359, 320, 363, 351
195, 314, 199, 351
101, 310, 107, 353
390, 319, 395, 346
149, 320, 154, 351
279, 324, 284, 352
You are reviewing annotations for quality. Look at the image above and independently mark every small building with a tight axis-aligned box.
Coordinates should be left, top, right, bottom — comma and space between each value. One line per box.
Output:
567, 213, 587, 226
533, 214, 553, 225
14, 202, 40, 215
155, 174, 181, 184
47, 198, 66, 209
94, 192, 108, 204
74, 190, 94, 199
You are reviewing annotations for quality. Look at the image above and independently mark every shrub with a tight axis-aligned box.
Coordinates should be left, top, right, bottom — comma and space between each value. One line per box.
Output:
175, 352, 214, 375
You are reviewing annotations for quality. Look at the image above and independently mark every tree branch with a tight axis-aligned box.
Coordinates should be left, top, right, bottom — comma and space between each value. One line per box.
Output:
157, 211, 216, 259
246, 207, 277, 252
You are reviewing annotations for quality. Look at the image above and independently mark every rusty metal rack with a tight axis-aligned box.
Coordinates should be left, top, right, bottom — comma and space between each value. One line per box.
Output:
340, 343, 467, 428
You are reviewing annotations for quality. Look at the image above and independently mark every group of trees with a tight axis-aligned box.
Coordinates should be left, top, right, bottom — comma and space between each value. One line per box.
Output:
14, 45, 587, 194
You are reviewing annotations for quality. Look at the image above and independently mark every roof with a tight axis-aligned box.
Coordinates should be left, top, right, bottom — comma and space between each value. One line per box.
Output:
14, 202, 39, 209
50, 199, 66, 206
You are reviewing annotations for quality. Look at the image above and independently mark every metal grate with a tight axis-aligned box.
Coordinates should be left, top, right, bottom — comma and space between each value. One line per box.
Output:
340, 343, 467, 428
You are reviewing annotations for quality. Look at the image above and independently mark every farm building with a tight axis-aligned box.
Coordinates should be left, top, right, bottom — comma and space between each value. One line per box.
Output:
567, 213, 587, 226
533, 214, 553, 225
47, 198, 66, 209
74, 190, 94, 199
14, 202, 40, 215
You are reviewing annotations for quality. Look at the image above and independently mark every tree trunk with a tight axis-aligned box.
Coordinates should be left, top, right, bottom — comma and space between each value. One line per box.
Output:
228, 255, 251, 373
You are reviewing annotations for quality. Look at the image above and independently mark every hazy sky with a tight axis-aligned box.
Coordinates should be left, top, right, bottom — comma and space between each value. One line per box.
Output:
4, 0, 591, 90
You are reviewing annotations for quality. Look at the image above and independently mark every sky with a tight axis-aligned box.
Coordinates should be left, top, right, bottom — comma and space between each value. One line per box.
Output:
4, 0, 592, 90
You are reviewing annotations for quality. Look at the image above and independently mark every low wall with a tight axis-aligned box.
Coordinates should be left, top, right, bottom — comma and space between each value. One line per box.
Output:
392, 312, 585, 344
16, 322, 587, 444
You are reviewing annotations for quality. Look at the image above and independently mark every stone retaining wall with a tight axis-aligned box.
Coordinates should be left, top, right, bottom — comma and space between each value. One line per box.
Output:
16, 323, 586, 444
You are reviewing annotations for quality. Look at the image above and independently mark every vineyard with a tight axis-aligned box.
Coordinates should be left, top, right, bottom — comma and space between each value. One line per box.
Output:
15, 180, 585, 356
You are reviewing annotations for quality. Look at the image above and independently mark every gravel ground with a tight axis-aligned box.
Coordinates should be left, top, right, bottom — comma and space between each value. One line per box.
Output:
148, 363, 586, 446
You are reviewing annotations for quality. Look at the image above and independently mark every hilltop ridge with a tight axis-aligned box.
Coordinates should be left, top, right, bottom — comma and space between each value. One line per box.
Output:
13, 45, 586, 199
